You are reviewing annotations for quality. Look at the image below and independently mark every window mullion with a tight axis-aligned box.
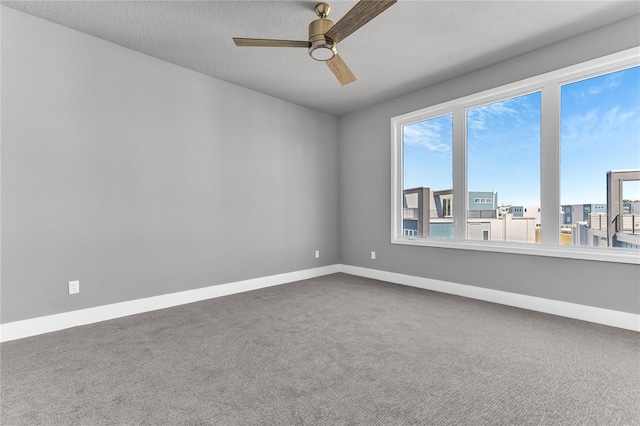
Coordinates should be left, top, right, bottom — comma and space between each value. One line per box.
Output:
391, 119, 404, 241
540, 84, 560, 246
452, 107, 466, 241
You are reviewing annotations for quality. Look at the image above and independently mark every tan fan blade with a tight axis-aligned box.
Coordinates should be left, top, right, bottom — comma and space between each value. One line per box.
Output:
324, 0, 397, 44
233, 38, 309, 48
326, 54, 356, 86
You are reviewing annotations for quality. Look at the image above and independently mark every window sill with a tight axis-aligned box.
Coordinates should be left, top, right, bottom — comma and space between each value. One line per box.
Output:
391, 237, 640, 265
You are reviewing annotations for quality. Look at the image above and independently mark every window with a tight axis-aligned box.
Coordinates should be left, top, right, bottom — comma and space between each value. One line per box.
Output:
442, 198, 453, 217
392, 48, 639, 264
560, 66, 640, 250
402, 114, 454, 239
467, 92, 541, 244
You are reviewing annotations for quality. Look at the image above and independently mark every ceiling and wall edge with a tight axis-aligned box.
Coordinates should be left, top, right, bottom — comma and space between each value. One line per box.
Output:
1, 6, 638, 337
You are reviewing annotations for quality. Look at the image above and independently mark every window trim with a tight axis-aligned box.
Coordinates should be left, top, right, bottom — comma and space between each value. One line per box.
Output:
391, 47, 640, 264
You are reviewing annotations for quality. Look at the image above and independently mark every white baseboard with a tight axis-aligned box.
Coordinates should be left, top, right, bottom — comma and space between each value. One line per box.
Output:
2, 263, 637, 342
0, 265, 340, 342
338, 264, 640, 332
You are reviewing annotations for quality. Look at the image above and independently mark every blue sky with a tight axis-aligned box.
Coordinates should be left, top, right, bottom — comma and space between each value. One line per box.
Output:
560, 66, 640, 204
403, 65, 640, 206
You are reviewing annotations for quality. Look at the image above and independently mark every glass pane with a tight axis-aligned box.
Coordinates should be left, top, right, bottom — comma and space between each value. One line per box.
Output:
467, 92, 542, 243
403, 114, 453, 238
560, 66, 640, 250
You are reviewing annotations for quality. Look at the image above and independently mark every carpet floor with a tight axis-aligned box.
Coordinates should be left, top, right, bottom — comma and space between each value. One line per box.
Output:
1, 273, 639, 425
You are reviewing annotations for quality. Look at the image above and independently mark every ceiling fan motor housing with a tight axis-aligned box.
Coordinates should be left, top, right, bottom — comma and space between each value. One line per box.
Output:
308, 18, 336, 61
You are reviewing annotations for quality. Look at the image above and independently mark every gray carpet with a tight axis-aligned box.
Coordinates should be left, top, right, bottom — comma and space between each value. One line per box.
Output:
1, 273, 639, 425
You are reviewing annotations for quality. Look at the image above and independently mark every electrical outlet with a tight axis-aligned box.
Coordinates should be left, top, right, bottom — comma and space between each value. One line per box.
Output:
315, 250, 320, 259
371, 251, 376, 260
68, 280, 80, 295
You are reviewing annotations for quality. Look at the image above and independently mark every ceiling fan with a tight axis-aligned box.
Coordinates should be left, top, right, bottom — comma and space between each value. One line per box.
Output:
233, 0, 397, 86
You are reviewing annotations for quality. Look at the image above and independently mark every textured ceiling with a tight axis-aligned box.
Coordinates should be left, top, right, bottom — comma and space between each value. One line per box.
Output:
3, 1, 639, 116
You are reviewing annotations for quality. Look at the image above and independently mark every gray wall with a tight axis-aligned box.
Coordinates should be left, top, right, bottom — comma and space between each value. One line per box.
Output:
1, 7, 339, 323
338, 16, 640, 315
2, 8, 639, 326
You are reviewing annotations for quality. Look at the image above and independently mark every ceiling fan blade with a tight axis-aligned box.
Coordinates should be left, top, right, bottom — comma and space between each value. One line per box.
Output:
324, 0, 397, 44
326, 54, 357, 86
233, 38, 309, 48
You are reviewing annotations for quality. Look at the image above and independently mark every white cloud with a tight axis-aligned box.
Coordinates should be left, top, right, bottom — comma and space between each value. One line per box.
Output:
604, 105, 637, 128
561, 108, 599, 146
561, 105, 639, 149
467, 95, 538, 138
605, 72, 623, 90
577, 71, 623, 98
403, 117, 452, 153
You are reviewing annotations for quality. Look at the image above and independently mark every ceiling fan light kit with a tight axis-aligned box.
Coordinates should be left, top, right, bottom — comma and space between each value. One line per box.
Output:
308, 9, 337, 62
233, 0, 397, 86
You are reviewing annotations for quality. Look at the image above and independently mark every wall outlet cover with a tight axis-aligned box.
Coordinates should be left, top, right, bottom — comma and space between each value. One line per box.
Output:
68, 280, 80, 295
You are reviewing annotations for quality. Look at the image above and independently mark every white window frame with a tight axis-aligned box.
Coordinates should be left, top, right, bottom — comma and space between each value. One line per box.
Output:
391, 47, 640, 264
